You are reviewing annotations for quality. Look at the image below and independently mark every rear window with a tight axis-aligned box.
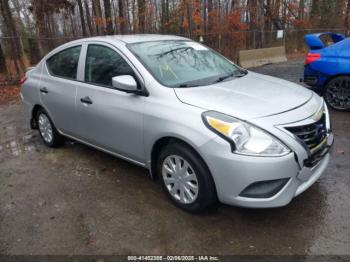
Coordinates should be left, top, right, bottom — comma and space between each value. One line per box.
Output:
46, 45, 81, 79
319, 34, 336, 47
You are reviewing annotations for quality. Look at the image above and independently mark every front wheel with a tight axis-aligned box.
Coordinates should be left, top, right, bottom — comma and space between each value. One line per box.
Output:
324, 76, 350, 111
157, 142, 217, 213
36, 108, 65, 147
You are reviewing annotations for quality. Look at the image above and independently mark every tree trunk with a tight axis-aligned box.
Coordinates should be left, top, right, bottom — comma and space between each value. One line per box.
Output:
271, 0, 282, 29
207, 0, 213, 32
186, 1, 192, 37
246, 0, 264, 48
345, 0, 350, 35
118, 0, 126, 34
257, 0, 264, 48
282, 0, 287, 29
203, 0, 207, 34
298, 0, 305, 20
0, 0, 25, 74
84, 0, 94, 35
247, 0, 255, 48
126, 0, 131, 32
70, 11, 77, 37
31, 0, 50, 53
92, 0, 104, 35
297, 0, 305, 50
12, 0, 34, 35
137, 0, 145, 33
103, 0, 113, 34
77, 0, 88, 36
194, 0, 201, 37
161, 0, 169, 33
132, 0, 137, 33
230, 0, 235, 12
0, 43, 7, 73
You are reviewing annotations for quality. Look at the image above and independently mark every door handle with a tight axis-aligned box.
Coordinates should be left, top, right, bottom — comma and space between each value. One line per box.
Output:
80, 96, 93, 104
40, 87, 48, 94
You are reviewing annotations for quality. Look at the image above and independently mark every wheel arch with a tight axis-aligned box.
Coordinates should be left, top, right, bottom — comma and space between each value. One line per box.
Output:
30, 104, 44, 129
323, 74, 350, 94
150, 136, 212, 182
31, 104, 58, 131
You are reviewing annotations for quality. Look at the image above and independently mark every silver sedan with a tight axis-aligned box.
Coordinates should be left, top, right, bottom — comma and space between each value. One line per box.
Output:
20, 34, 334, 213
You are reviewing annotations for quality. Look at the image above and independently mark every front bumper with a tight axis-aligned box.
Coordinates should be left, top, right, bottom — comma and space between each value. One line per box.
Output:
199, 129, 333, 208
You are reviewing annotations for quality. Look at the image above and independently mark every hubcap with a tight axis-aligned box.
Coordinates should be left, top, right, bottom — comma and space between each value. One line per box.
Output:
162, 155, 199, 204
38, 113, 53, 144
325, 78, 350, 110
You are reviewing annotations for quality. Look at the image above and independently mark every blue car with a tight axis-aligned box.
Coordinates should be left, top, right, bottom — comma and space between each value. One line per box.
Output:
303, 32, 350, 111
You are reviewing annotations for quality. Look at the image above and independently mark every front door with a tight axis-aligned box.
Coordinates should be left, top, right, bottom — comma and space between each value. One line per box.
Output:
76, 44, 145, 163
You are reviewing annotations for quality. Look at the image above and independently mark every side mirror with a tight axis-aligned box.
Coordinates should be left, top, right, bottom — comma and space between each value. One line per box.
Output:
112, 75, 138, 93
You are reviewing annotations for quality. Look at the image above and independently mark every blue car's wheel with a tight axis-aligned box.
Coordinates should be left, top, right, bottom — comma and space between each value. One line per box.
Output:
324, 76, 350, 111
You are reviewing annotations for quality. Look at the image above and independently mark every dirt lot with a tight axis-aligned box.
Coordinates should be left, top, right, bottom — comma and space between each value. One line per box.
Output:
0, 60, 349, 255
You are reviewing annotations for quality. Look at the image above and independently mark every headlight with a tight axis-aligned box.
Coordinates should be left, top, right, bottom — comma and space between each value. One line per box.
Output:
323, 100, 332, 131
202, 111, 290, 156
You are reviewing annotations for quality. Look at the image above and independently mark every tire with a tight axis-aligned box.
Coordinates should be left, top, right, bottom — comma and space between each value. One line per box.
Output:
324, 76, 350, 111
157, 142, 217, 213
36, 108, 65, 147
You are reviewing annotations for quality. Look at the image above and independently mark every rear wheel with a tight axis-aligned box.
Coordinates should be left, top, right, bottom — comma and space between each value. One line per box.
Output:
36, 108, 65, 147
324, 76, 350, 111
157, 142, 217, 213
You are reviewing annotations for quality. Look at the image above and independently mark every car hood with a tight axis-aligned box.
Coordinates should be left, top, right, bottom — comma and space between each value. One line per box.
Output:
174, 71, 313, 119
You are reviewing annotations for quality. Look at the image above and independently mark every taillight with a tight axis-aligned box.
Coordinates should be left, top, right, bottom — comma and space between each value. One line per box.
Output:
305, 53, 321, 65
19, 76, 27, 85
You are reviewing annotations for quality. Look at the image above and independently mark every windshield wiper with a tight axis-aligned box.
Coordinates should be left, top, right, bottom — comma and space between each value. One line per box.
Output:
175, 83, 201, 88
174, 70, 248, 87
214, 73, 235, 83
214, 71, 248, 84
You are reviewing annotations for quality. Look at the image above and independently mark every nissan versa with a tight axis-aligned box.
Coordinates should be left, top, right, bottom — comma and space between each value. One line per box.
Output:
20, 35, 334, 213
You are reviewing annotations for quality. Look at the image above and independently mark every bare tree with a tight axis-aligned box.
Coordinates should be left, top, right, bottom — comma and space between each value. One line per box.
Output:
207, 0, 213, 32
11, 0, 34, 34
103, 0, 113, 34
161, 0, 169, 32
30, 1, 45, 34
77, 0, 88, 36
345, 0, 350, 35
0, 0, 25, 74
118, 0, 126, 34
92, 0, 104, 35
84, 0, 94, 35
0, 43, 7, 73
138, 0, 145, 32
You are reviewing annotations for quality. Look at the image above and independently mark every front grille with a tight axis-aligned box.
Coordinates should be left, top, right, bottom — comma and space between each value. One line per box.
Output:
285, 114, 327, 151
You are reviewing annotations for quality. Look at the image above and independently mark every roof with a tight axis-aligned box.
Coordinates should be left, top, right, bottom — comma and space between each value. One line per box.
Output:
42, 34, 191, 60
83, 34, 189, 44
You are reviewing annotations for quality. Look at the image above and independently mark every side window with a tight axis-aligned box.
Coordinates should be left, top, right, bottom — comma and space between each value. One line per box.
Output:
46, 45, 81, 79
85, 44, 135, 87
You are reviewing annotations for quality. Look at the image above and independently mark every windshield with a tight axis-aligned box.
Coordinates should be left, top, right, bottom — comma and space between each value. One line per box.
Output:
127, 40, 245, 87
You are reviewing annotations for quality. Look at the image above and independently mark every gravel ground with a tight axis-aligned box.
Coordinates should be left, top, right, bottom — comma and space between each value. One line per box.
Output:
0, 59, 349, 255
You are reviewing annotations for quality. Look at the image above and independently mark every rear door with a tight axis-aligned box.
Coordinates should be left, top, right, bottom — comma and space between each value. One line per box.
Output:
39, 45, 82, 135
75, 43, 145, 163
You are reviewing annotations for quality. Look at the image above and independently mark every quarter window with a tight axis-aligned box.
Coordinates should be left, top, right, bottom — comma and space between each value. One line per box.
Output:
46, 45, 81, 79
85, 44, 135, 87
